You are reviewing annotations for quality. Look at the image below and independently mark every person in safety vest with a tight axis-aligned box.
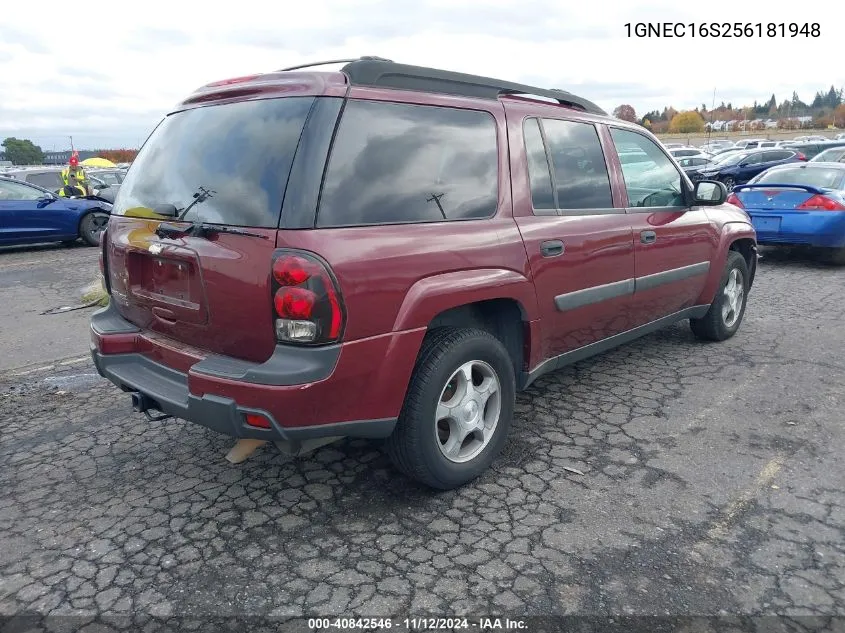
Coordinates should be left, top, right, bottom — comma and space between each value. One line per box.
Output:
59, 154, 89, 197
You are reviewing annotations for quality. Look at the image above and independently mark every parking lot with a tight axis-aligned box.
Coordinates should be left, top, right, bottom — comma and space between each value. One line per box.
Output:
1, 244, 844, 623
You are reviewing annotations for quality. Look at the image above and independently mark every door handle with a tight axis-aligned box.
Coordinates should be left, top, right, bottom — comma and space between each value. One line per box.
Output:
540, 240, 565, 257
640, 230, 657, 245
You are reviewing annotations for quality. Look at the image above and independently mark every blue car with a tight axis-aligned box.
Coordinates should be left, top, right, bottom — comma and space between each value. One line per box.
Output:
0, 176, 112, 247
697, 148, 806, 190
726, 162, 845, 264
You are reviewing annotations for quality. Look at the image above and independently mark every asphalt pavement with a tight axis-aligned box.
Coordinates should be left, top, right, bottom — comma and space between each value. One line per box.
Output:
0, 245, 843, 628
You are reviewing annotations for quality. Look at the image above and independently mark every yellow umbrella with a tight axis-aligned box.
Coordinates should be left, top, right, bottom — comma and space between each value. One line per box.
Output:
81, 157, 117, 168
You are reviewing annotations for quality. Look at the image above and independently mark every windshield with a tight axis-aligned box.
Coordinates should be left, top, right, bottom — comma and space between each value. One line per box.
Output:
811, 148, 845, 163
754, 167, 845, 189
113, 97, 315, 227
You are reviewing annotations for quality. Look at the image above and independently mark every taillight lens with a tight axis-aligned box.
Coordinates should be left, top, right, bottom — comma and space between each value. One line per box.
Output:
726, 193, 744, 208
796, 152, 807, 161
796, 194, 845, 211
270, 250, 345, 345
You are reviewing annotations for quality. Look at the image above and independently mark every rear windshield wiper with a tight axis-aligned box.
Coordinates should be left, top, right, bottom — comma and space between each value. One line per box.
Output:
155, 221, 267, 240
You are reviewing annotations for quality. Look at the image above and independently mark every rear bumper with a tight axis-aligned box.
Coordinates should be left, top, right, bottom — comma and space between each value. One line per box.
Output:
750, 211, 845, 248
90, 304, 427, 441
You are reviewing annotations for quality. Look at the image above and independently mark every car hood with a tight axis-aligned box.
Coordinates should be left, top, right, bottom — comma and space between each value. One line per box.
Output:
60, 198, 113, 212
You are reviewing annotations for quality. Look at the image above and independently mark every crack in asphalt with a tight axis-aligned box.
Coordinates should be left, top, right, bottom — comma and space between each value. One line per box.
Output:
0, 249, 843, 622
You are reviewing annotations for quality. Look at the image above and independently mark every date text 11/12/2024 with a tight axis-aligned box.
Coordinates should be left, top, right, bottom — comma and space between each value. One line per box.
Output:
308, 617, 528, 630
624, 22, 820, 38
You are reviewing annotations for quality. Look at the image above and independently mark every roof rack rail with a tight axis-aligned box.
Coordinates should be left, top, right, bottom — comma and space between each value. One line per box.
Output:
277, 56, 393, 72
339, 59, 606, 115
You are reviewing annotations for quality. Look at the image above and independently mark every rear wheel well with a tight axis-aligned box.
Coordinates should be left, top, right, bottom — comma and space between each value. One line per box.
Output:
729, 238, 757, 288
428, 299, 527, 382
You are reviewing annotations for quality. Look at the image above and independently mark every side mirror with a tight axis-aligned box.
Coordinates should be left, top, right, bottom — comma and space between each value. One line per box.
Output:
693, 180, 727, 206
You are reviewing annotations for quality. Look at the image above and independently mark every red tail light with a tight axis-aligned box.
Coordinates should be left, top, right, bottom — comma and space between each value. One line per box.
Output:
796, 152, 807, 161
726, 193, 744, 208
796, 194, 845, 211
270, 251, 345, 345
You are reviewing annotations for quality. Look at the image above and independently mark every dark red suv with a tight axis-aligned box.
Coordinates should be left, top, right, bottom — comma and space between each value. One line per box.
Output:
91, 57, 757, 489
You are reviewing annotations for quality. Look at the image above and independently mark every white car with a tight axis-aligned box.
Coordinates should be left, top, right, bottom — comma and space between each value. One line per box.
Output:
669, 147, 712, 160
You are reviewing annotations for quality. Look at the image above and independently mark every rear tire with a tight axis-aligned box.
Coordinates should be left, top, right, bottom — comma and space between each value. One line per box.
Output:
79, 211, 110, 247
690, 250, 749, 342
385, 327, 515, 490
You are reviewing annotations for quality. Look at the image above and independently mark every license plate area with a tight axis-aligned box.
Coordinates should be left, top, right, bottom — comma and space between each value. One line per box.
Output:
751, 215, 782, 233
126, 250, 208, 324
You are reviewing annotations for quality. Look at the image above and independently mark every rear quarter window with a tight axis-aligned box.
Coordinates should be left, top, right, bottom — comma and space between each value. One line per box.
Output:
317, 101, 498, 227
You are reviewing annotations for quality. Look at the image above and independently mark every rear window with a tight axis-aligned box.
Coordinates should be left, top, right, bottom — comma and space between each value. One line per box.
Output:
754, 167, 845, 189
26, 172, 62, 189
317, 101, 498, 227
113, 97, 315, 227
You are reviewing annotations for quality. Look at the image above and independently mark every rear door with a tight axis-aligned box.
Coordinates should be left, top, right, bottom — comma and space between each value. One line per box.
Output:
105, 94, 322, 363
506, 105, 636, 358
606, 127, 718, 325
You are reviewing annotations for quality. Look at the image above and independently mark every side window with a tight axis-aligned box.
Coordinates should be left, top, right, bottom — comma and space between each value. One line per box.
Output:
0, 179, 44, 200
762, 151, 787, 162
522, 118, 555, 212
610, 128, 685, 208
742, 153, 763, 165
318, 100, 498, 227
542, 118, 613, 210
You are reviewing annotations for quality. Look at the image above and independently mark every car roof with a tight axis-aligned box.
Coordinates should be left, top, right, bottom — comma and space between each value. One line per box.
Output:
180, 56, 608, 118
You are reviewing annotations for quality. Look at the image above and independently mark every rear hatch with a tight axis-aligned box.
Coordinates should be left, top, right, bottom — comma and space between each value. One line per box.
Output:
105, 94, 317, 363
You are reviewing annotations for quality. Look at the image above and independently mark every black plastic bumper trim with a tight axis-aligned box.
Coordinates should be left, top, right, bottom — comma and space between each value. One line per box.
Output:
91, 350, 396, 441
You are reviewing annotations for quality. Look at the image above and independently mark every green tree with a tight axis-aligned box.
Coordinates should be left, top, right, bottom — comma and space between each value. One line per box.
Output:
826, 85, 839, 108
1, 137, 44, 165
668, 111, 705, 133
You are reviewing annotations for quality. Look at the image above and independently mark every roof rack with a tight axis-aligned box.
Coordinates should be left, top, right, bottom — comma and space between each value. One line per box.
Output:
339, 59, 606, 115
277, 56, 393, 72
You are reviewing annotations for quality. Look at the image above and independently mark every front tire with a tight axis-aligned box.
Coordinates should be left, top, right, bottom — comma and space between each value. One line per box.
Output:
721, 176, 735, 190
690, 250, 749, 342
385, 327, 515, 490
79, 211, 110, 247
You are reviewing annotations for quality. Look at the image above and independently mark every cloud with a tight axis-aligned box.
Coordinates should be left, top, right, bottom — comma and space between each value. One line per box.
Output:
1, 0, 843, 149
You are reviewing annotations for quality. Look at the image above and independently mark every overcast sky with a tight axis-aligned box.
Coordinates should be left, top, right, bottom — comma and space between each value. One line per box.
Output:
2, 0, 842, 150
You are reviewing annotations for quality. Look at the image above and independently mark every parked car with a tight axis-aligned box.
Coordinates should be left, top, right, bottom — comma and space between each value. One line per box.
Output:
700, 140, 733, 153
782, 140, 845, 160
3, 167, 64, 192
728, 163, 845, 263
0, 176, 112, 247
662, 142, 686, 149
733, 139, 767, 150
810, 147, 845, 163
676, 156, 715, 181
698, 148, 806, 189
835, 133, 845, 141
91, 58, 757, 489
87, 170, 125, 203
669, 147, 712, 159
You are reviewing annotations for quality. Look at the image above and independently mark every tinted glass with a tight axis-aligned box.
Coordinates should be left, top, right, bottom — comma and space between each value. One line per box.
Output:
523, 119, 555, 211
754, 167, 845, 188
27, 172, 62, 189
610, 128, 684, 208
95, 172, 122, 185
763, 150, 792, 162
318, 101, 497, 227
0, 179, 43, 200
542, 119, 612, 210
113, 97, 314, 227
741, 153, 763, 165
